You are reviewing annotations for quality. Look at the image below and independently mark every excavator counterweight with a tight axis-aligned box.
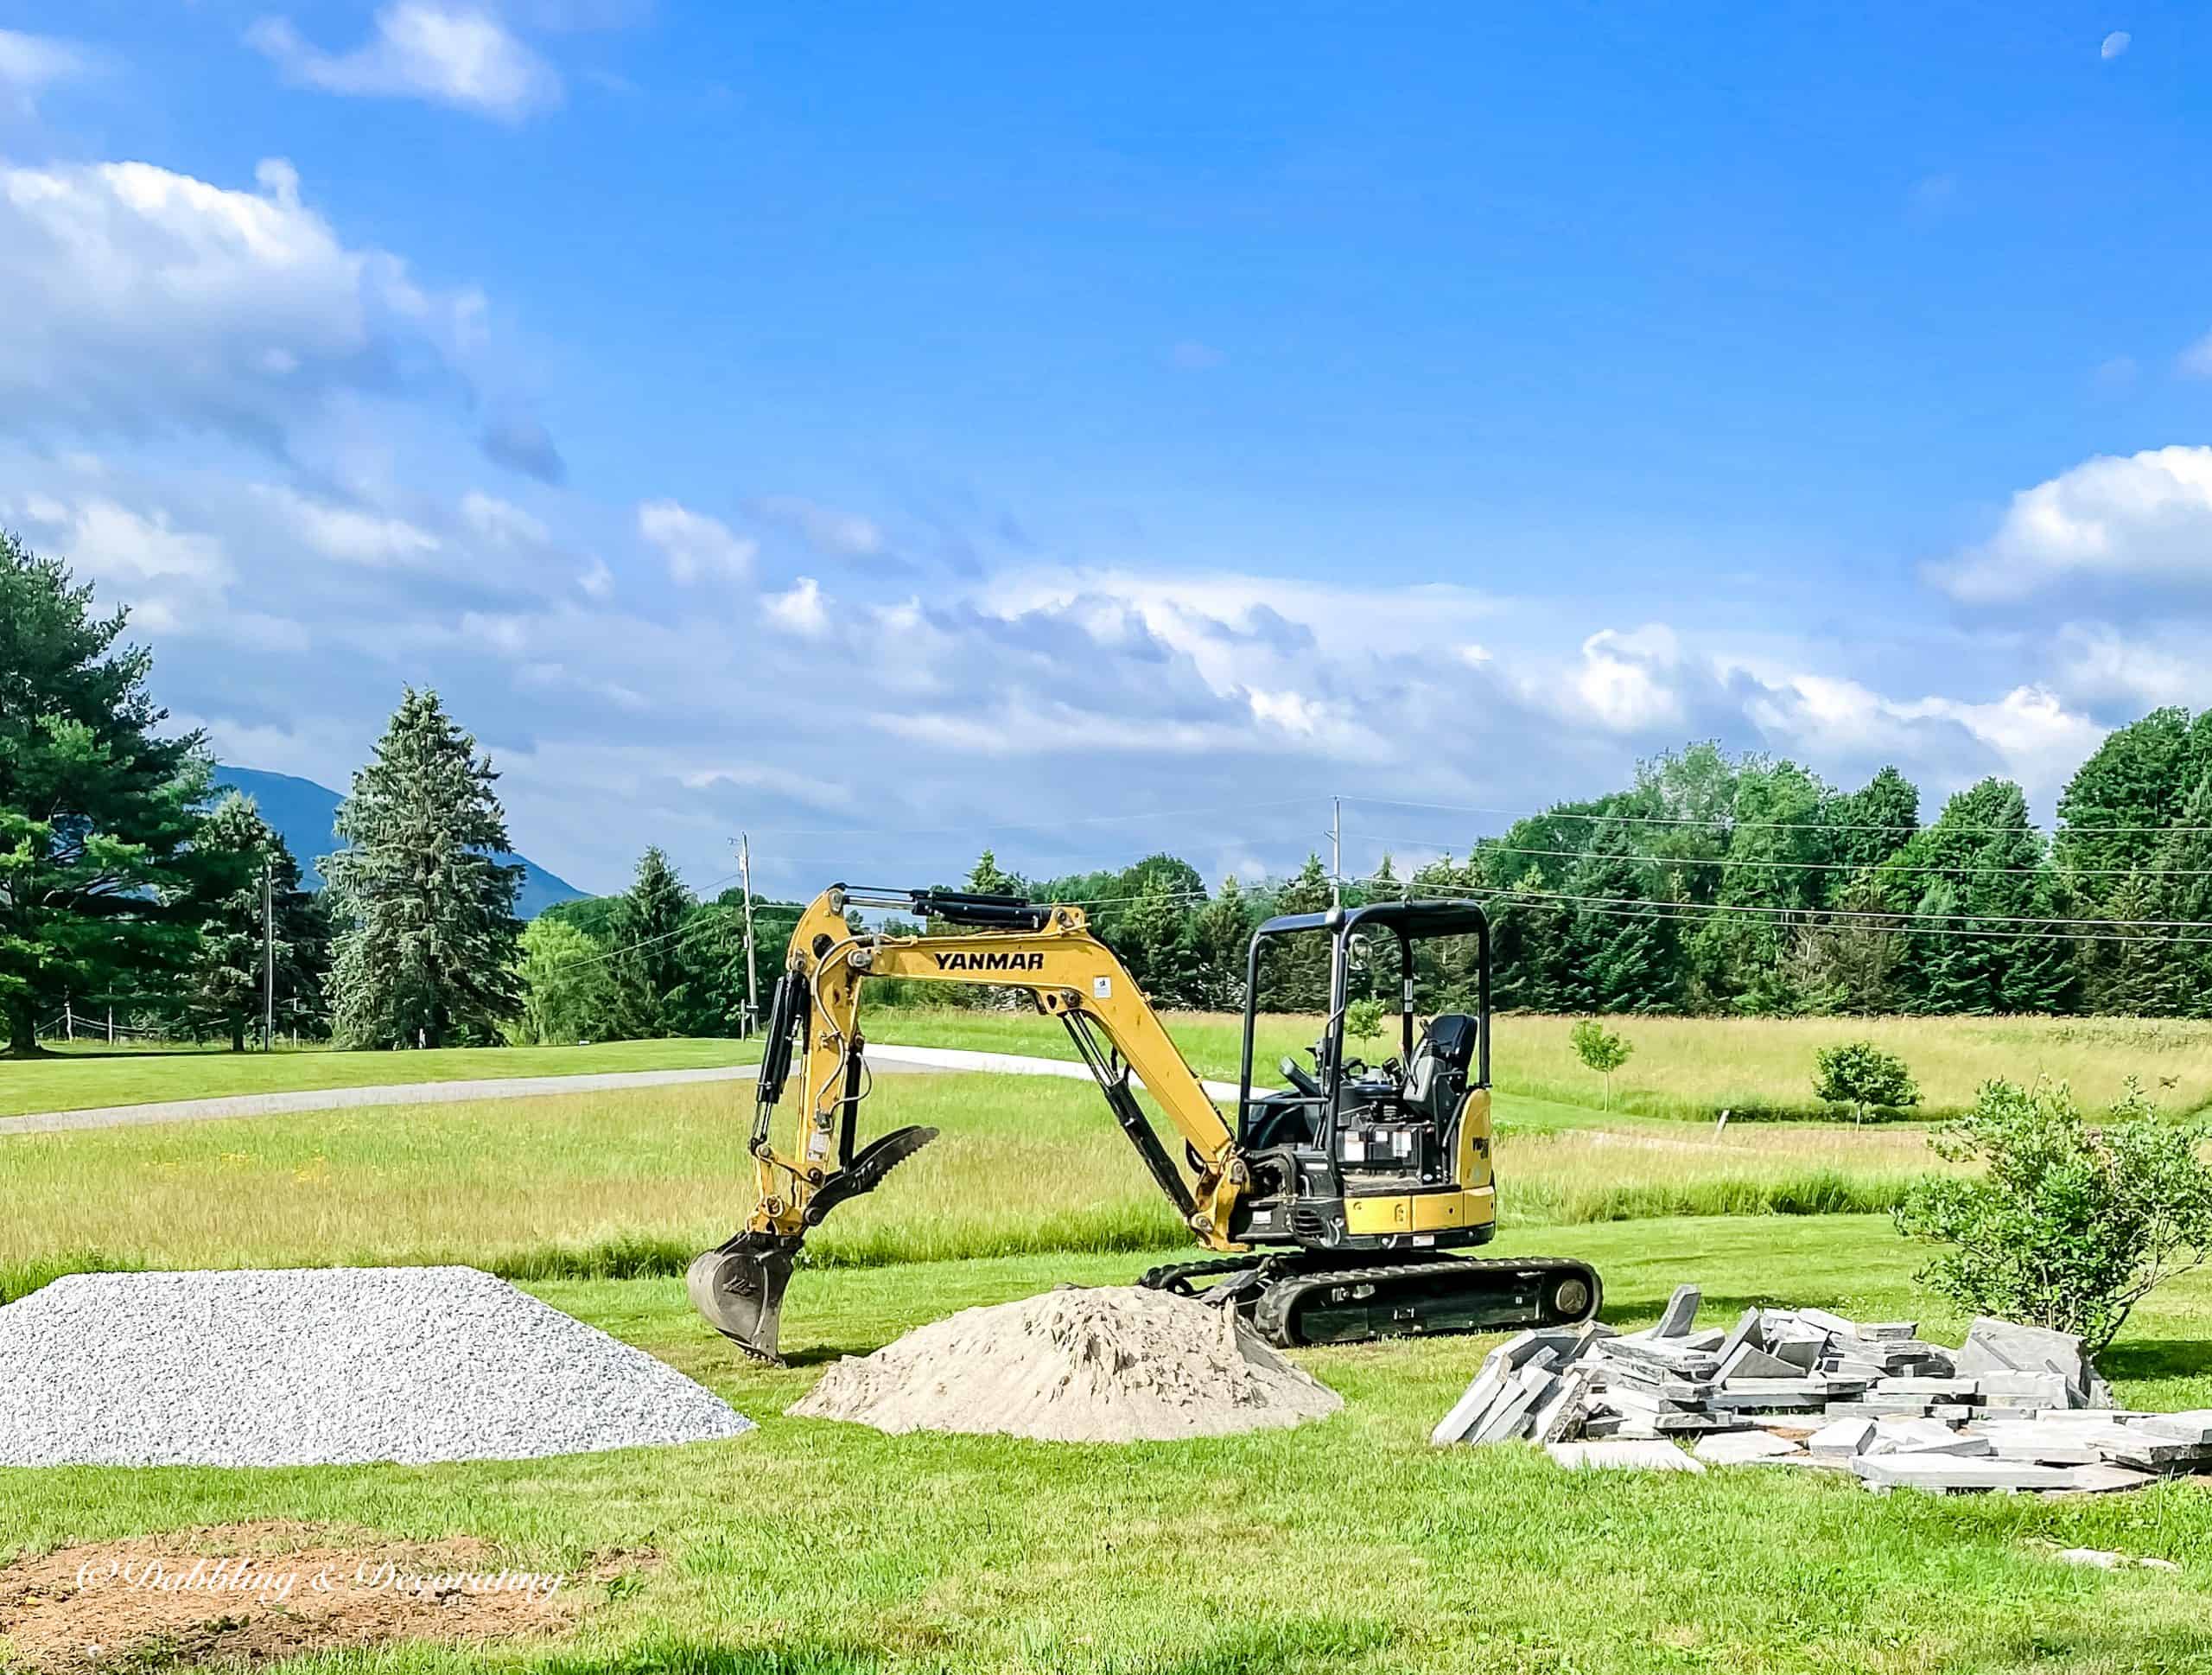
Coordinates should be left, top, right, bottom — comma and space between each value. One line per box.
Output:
692, 883, 1600, 1362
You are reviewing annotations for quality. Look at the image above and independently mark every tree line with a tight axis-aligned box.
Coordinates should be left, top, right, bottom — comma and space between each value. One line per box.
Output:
13, 524, 2212, 1057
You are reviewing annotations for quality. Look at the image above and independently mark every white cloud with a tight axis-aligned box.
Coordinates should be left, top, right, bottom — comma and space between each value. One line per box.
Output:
638, 499, 753, 583
253, 483, 442, 564
2101, 30, 2131, 60
1745, 672, 2103, 793
1566, 625, 1683, 731
2179, 334, 2212, 379
246, 4, 563, 123
2052, 621, 2204, 710
13, 494, 230, 589
0, 156, 483, 451
1932, 445, 2212, 602
764, 575, 829, 636
752, 494, 884, 557
0, 29, 89, 112
576, 556, 613, 598
460, 488, 548, 547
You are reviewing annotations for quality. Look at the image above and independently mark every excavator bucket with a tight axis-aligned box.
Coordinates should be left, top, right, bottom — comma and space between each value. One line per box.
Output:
690, 1125, 940, 1361
687, 1232, 801, 1363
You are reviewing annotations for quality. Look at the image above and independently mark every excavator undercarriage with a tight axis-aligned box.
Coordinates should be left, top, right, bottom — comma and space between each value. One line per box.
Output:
688, 883, 1601, 1361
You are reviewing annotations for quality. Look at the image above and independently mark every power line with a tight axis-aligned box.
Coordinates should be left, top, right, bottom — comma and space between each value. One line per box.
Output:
1340, 793, 2211, 839
1354, 877, 2212, 945
1355, 836, 2212, 882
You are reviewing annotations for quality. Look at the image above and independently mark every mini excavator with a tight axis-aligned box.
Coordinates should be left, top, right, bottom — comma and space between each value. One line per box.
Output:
688, 884, 1601, 1362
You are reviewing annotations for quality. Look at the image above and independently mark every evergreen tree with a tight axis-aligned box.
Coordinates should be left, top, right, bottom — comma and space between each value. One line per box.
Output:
963, 848, 1027, 897
1905, 882, 1991, 1016
1564, 824, 1681, 1012
176, 792, 326, 1049
1189, 876, 1255, 1009
1113, 876, 1203, 1007
1898, 779, 2070, 1015
2082, 870, 2169, 1016
609, 847, 697, 1036
0, 533, 210, 1055
323, 688, 524, 1048
1828, 765, 1921, 873
2144, 774, 2212, 1017
1260, 854, 1334, 1010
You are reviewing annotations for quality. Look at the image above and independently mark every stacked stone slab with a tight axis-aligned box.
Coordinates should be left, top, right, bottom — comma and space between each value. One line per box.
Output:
1434, 1287, 2209, 1493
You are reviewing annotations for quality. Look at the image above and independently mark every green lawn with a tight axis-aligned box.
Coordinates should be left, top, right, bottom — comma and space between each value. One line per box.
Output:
0, 1037, 761, 1119
7, 1217, 2212, 1673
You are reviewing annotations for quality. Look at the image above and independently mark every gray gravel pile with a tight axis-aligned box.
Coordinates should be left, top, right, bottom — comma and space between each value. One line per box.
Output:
0, 1266, 754, 1468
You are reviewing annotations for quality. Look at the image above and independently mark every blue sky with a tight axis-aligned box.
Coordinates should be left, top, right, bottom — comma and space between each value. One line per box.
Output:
2, 3, 2207, 896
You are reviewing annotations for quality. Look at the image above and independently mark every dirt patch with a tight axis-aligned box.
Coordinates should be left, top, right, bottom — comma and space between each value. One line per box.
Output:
790, 1283, 1342, 1443
0, 1521, 609, 1672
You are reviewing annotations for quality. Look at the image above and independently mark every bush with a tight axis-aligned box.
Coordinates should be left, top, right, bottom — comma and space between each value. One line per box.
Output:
1345, 997, 1386, 1050
1813, 1041, 1918, 1124
1893, 1078, 2212, 1353
1569, 1018, 1633, 1111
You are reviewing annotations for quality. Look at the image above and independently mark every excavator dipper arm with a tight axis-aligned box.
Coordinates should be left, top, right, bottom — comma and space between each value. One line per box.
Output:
688, 885, 1249, 1360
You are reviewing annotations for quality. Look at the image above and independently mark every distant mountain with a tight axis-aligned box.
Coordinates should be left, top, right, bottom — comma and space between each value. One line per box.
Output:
213, 766, 585, 920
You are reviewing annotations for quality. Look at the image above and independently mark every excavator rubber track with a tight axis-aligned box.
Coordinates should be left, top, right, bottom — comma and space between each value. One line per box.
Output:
1141, 1251, 1601, 1348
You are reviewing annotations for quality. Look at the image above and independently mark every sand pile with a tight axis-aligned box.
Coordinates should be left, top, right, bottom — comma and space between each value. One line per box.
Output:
789, 1284, 1342, 1443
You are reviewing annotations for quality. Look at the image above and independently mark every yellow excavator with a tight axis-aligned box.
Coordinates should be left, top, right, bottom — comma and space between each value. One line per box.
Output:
689, 883, 1601, 1362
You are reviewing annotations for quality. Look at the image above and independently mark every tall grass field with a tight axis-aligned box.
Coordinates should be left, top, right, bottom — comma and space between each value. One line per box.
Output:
14, 1012, 2207, 1126
0, 1073, 1950, 1302
870, 1008, 2212, 1121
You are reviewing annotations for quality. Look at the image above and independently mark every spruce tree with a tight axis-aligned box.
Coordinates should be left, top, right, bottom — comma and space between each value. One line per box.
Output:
176, 792, 327, 1049
610, 845, 696, 1037
0, 533, 210, 1054
322, 689, 524, 1048
2084, 870, 2169, 1016
1565, 825, 1681, 1012
1190, 876, 1255, 1009
1906, 881, 1991, 1015
1261, 855, 1335, 1010
1114, 876, 1202, 1007
2145, 774, 2212, 1018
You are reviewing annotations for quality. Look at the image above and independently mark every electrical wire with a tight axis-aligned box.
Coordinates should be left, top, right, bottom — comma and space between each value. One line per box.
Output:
1339, 793, 2209, 839
1351, 877, 2212, 946
1352, 836, 2212, 882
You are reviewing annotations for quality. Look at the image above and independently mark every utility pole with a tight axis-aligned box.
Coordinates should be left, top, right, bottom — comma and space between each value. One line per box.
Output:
738, 833, 760, 1039
262, 857, 276, 1053
1330, 796, 1342, 909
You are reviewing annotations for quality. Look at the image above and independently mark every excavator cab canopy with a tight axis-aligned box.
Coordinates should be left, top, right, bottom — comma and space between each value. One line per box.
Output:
1233, 899, 1491, 1145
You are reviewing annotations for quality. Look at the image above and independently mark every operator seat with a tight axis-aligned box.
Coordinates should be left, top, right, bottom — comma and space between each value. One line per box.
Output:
1404, 1013, 1479, 1130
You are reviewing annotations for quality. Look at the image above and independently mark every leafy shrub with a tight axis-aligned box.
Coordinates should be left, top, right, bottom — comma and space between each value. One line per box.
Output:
1569, 1019, 1633, 1111
1813, 1041, 1919, 1124
1893, 1078, 2212, 1353
1345, 997, 1386, 1049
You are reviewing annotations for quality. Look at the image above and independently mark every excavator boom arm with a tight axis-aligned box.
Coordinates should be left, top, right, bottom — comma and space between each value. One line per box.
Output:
690, 886, 1249, 1360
